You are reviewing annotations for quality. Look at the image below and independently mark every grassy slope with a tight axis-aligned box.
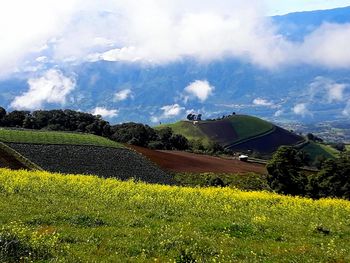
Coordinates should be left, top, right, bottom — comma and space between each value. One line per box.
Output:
346, 144, 350, 152
1, 169, 350, 262
0, 129, 123, 148
222, 115, 274, 142
157, 121, 211, 145
301, 142, 338, 161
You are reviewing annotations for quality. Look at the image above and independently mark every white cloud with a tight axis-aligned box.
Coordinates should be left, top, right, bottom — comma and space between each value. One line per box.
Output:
343, 101, 350, 116
309, 76, 348, 103
114, 89, 132, 101
300, 23, 350, 68
152, 103, 185, 123
253, 98, 273, 107
184, 80, 215, 102
11, 69, 75, 110
91, 107, 119, 118
292, 103, 310, 117
161, 104, 185, 118
274, 109, 284, 117
329, 83, 347, 102
0, 1, 78, 76
2, 0, 350, 76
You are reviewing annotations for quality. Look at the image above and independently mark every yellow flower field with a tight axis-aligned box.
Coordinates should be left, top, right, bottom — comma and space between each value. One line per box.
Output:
0, 168, 350, 262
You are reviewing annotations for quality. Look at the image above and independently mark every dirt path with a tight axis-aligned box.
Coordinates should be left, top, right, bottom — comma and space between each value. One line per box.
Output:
128, 145, 267, 174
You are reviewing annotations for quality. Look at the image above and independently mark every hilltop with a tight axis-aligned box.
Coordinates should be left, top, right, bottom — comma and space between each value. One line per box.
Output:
0, 169, 349, 262
159, 114, 337, 161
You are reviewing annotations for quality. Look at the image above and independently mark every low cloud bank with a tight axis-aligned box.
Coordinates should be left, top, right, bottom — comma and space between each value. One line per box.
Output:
2, 0, 350, 77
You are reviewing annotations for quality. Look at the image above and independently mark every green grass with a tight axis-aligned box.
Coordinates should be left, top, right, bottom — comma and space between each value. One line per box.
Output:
0, 129, 123, 148
157, 121, 211, 146
346, 144, 350, 152
1, 169, 350, 262
301, 142, 338, 161
224, 115, 274, 142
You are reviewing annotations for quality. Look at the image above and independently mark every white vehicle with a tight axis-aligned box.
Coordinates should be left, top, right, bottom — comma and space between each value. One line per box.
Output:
239, 155, 249, 162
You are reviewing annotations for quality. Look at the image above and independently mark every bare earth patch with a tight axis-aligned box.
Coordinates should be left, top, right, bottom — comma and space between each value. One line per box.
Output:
129, 145, 267, 174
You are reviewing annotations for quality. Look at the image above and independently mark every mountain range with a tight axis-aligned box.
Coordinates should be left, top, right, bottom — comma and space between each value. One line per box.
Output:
0, 6, 350, 125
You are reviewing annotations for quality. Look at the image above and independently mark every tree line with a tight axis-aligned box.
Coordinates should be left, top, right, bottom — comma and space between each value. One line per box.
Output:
267, 146, 350, 200
0, 107, 224, 153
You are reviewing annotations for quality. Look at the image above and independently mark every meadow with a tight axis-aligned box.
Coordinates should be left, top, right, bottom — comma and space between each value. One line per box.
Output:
1, 168, 350, 262
0, 129, 123, 148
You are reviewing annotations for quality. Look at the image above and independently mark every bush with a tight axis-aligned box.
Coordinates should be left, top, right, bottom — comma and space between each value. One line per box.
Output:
189, 139, 205, 152
148, 141, 165, 150
206, 176, 226, 187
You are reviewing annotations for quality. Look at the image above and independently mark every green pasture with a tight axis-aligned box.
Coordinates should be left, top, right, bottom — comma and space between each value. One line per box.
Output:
0, 129, 123, 148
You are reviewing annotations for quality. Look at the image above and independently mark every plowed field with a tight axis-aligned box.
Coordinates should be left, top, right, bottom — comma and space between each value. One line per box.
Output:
129, 145, 266, 174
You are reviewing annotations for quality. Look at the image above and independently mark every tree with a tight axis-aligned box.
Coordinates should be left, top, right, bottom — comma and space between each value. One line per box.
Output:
331, 142, 346, 152
170, 134, 189, 151
0, 107, 6, 125
187, 114, 195, 121
306, 133, 315, 141
0, 107, 6, 119
266, 146, 307, 195
110, 123, 156, 147
3, 110, 29, 127
308, 154, 350, 199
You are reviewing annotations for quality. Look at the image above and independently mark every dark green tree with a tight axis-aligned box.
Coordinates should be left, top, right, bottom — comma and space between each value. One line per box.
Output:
308, 154, 350, 199
266, 146, 307, 195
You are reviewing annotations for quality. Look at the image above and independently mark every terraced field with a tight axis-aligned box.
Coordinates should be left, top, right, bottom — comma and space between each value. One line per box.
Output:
1, 169, 349, 262
0, 129, 174, 185
9, 143, 174, 184
228, 126, 305, 154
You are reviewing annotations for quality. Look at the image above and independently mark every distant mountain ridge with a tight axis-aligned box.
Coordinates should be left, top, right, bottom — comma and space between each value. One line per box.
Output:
0, 6, 350, 125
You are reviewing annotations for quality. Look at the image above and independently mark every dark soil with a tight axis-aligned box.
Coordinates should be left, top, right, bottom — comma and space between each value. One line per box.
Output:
128, 145, 267, 174
228, 127, 304, 154
8, 143, 175, 185
198, 120, 239, 146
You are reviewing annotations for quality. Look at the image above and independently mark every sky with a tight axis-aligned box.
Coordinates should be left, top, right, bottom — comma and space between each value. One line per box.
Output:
1, 0, 350, 116
1, 0, 350, 77
266, 0, 350, 15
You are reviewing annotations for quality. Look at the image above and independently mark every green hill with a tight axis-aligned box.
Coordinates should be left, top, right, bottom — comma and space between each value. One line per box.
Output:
159, 115, 274, 147
0, 169, 349, 262
159, 115, 303, 154
0, 128, 123, 148
301, 142, 340, 161
159, 115, 335, 161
